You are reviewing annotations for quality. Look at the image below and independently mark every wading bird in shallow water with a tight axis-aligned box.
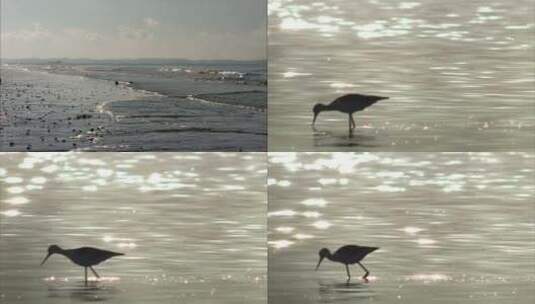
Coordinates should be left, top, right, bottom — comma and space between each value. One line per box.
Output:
315, 245, 379, 282
40, 245, 124, 285
312, 94, 388, 135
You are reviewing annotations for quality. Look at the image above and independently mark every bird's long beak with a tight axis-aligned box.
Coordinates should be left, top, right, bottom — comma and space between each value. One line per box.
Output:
40, 253, 51, 266
315, 256, 324, 271
312, 113, 318, 126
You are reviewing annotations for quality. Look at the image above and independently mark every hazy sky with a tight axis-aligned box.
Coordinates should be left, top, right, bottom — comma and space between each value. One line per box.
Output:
1, 0, 266, 60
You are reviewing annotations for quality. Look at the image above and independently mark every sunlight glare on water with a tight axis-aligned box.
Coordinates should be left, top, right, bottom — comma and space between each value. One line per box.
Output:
269, 0, 535, 151
268, 152, 535, 304
0, 153, 266, 304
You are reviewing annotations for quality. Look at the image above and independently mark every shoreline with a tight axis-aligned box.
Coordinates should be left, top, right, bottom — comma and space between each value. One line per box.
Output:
15, 63, 267, 111
1, 65, 267, 151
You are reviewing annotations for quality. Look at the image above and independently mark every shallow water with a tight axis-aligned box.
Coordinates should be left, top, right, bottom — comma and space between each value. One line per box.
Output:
67, 62, 267, 109
0, 152, 266, 303
268, 0, 535, 151
268, 152, 535, 303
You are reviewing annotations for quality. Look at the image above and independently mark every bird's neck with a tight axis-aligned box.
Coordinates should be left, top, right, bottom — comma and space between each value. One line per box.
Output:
321, 104, 336, 112
57, 248, 72, 259
324, 252, 334, 261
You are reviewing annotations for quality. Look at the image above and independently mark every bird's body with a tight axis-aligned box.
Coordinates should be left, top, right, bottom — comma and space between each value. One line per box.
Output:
325, 94, 383, 114
312, 94, 388, 135
330, 245, 378, 264
41, 245, 123, 285
316, 245, 378, 282
60, 247, 124, 267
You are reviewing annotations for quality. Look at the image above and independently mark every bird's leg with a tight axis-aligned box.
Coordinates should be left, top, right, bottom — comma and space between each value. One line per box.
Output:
350, 114, 356, 129
348, 115, 353, 136
357, 262, 370, 280
345, 264, 351, 283
90, 266, 101, 279
84, 267, 88, 286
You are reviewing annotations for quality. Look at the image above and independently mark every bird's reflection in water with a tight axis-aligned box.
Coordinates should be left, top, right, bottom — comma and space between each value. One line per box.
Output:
312, 129, 378, 148
318, 281, 375, 303
46, 280, 120, 302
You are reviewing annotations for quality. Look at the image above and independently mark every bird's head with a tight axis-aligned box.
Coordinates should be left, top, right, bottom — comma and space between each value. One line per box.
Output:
315, 248, 331, 270
312, 103, 326, 126
41, 244, 62, 265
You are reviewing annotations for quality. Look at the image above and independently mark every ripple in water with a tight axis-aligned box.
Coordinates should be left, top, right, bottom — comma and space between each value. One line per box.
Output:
269, 0, 535, 151
268, 152, 535, 304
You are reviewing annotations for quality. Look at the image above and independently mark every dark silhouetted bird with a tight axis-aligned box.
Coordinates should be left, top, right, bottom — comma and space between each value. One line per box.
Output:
315, 245, 378, 282
41, 245, 124, 285
312, 94, 388, 134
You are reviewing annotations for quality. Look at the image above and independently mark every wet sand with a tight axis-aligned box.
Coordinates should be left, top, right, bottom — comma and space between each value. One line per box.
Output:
0, 68, 152, 151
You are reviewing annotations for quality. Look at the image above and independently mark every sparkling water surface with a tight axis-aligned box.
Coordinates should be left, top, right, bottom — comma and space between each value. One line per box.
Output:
0, 152, 266, 303
268, 152, 535, 303
268, 0, 535, 151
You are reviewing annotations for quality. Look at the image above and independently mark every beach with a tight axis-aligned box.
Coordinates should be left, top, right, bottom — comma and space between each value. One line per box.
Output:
1, 61, 266, 151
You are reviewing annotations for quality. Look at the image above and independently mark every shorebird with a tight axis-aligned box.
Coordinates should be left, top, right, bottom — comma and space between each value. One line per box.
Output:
40, 245, 124, 285
315, 245, 379, 282
312, 94, 388, 134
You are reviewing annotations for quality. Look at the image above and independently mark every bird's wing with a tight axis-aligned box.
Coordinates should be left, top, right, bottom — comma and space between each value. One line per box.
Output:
78, 247, 123, 263
336, 94, 369, 102
332, 95, 356, 104
71, 247, 96, 256
331, 94, 381, 108
333, 245, 378, 262
335, 245, 361, 254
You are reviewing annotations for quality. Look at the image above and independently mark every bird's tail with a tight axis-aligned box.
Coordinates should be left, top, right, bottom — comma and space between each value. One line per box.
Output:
365, 246, 379, 254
